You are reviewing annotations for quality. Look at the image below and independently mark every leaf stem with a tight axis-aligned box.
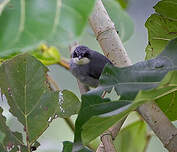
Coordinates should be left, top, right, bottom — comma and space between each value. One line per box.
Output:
64, 118, 75, 132
57, 59, 70, 70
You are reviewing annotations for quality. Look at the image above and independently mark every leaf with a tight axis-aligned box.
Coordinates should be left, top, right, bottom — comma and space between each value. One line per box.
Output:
102, 0, 134, 42
73, 38, 177, 145
62, 141, 93, 152
115, 0, 129, 9
0, 0, 10, 15
0, 0, 96, 57
0, 130, 5, 143
145, 0, 177, 59
31, 44, 61, 65
90, 38, 177, 99
0, 107, 28, 151
114, 121, 147, 152
74, 94, 131, 145
76, 71, 177, 145
57, 90, 81, 118
0, 54, 59, 148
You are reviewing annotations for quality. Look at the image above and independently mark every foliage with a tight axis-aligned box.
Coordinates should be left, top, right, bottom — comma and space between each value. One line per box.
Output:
0, 54, 59, 151
73, 38, 177, 149
114, 121, 147, 152
57, 90, 81, 118
0, 0, 177, 152
62, 141, 92, 152
115, 0, 129, 9
0, 0, 96, 58
145, 0, 177, 59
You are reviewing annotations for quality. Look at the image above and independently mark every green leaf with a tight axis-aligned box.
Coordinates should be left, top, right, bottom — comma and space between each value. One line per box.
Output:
0, 54, 59, 148
31, 44, 61, 65
74, 94, 131, 144
102, 0, 134, 42
0, 107, 28, 151
116, 0, 129, 9
145, 0, 177, 59
76, 71, 177, 145
74, 38, 177, 145
62, 141, 93, 152
0, 130, 5, 144
0, 0, 10, 15
57, 90, 81, 118
91, 38, 177, 99
0, 0, 96, 57
114, 121, 147, 152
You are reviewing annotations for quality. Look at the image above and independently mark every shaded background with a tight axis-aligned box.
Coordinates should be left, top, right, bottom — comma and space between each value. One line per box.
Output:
1, 0, 177, 151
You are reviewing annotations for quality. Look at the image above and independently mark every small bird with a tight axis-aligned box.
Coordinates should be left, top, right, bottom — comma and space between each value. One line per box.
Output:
70, 45, 112, 87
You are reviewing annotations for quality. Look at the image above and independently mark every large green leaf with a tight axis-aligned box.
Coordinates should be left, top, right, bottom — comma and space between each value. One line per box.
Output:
102, 0, 134, 42
73, 38, 177, 145
0, 0, 96, 57
74, 70, 177, 146
74, 95, 130, 146
114, 121, 147, 152
0, 54, 59, 150
91, 38, 177, 99
145, 0, 177, 59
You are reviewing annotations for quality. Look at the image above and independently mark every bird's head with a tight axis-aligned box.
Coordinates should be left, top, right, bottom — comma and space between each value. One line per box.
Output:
71, 46, 91, 65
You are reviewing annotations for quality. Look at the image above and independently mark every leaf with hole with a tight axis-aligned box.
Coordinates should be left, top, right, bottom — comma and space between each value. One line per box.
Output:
0, 54, 59, 150
0, 107, 28, 151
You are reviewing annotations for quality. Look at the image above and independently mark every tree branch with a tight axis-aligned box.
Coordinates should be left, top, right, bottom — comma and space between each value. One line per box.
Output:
89, 0, 131, 151
89, 0, 177, 152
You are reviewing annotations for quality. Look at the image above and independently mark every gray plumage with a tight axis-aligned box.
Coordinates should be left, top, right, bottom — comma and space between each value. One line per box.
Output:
70, 46, 112, 87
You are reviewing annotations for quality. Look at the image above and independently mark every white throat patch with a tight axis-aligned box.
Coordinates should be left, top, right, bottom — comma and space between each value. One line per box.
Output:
73, 57, 90, 65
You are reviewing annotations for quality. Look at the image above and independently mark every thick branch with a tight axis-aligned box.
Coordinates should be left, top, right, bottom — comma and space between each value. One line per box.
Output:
89, 0, 131, 67
138, 102, 177, 152
89, 0, 130, 151
89, 0, 177, 152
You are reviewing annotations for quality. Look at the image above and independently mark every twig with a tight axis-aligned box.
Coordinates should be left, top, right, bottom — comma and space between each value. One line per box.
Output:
64, 117, 75, 132
58, 59, 70, 70
143, 133, 152, 152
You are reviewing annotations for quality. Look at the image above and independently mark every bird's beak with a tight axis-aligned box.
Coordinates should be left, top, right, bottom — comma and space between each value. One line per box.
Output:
78, 56, 82, 60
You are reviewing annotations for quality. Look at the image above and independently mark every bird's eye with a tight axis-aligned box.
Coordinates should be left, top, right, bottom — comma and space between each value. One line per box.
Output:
84, 52, 89, 58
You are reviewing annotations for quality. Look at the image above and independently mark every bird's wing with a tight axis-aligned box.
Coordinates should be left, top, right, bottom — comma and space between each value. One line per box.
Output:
88, 51, 112, 79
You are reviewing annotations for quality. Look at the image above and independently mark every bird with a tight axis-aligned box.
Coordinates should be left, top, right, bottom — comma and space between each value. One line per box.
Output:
70, 45, 112, 87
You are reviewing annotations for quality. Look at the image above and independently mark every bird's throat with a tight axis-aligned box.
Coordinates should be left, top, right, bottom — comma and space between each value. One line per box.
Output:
73, 57, 90, 65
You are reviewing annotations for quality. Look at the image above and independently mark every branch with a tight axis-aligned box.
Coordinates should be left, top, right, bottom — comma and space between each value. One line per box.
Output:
89, 0, 131, 151
89, 0, 177, 152
138, 102, 177, 151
